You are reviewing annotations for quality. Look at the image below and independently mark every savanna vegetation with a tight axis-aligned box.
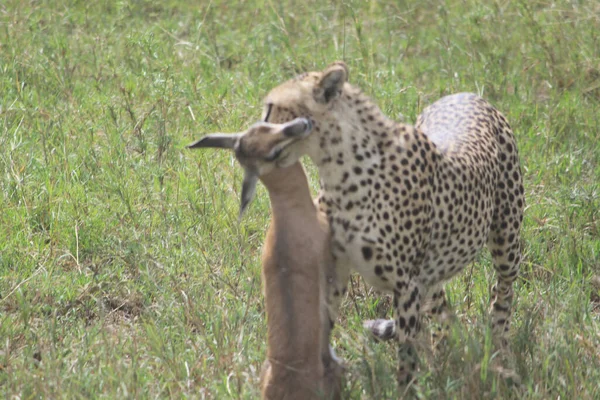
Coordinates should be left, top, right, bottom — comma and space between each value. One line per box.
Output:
1, 0, 599, 398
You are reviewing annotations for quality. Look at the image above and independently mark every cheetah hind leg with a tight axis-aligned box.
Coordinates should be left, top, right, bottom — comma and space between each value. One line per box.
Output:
487, 228, 522, 348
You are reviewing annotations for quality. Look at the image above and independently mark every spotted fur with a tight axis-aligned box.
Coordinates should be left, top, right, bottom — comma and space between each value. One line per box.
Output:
243, 62, 524, 388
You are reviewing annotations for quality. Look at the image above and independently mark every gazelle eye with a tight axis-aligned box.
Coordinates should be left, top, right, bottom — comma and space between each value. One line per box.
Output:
263, 103, 273, 122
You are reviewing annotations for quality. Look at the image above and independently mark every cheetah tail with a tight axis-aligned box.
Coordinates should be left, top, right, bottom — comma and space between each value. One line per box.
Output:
363, 319, 396, 341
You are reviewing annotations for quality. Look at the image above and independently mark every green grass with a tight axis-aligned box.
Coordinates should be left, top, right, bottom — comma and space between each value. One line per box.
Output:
1, 0, 599, 398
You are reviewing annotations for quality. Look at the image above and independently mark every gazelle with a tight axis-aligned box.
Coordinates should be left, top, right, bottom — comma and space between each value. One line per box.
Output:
188, 117, 342, 400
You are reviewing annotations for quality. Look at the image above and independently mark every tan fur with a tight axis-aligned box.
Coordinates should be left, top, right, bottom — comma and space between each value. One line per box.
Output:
258, 163, 341, 400
188, 120, 342, 399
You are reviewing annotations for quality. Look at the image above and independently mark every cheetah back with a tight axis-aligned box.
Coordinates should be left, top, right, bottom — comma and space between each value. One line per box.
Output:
416, 93, 524, 286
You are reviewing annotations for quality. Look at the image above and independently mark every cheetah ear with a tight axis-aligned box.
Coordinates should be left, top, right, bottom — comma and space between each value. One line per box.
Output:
315, 62, 349, 104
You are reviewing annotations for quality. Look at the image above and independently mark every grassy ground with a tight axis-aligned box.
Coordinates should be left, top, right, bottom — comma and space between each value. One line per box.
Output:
1, 0, 599, 398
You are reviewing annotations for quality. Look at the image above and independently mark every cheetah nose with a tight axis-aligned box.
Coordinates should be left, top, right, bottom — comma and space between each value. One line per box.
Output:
303, 118, 312, 132
296, 117, 312, 135
283, 117, 313, 138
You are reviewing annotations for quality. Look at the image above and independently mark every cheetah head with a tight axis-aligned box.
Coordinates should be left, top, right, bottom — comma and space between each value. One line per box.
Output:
187, 117, 313, 217
259, 61, 350, 162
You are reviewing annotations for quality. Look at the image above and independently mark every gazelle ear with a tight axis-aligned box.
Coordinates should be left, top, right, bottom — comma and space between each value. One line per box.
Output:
239, 169, 259, 219
187, 133, 242, 149
315, 62, 349, 103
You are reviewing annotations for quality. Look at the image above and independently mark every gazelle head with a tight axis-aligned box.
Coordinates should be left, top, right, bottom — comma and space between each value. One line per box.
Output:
187, 117, 313, 217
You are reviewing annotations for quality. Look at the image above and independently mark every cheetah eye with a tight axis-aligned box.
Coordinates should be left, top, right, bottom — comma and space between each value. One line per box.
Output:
263, 103, 273, 122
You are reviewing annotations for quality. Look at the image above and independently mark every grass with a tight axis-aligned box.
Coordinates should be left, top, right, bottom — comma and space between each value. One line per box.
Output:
1, 0, 599, 398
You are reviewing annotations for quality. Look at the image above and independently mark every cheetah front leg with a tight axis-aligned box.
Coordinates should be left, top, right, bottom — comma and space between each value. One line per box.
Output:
364, 282, 453, 347
393, 280, 424, 388
316, 196, 351, 370
422, 283, 453, 347
320, 255, 351, 372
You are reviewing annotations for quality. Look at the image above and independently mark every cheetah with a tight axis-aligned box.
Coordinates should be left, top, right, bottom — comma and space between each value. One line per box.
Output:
188, 118, 342, 400
247, 62, 525, 387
